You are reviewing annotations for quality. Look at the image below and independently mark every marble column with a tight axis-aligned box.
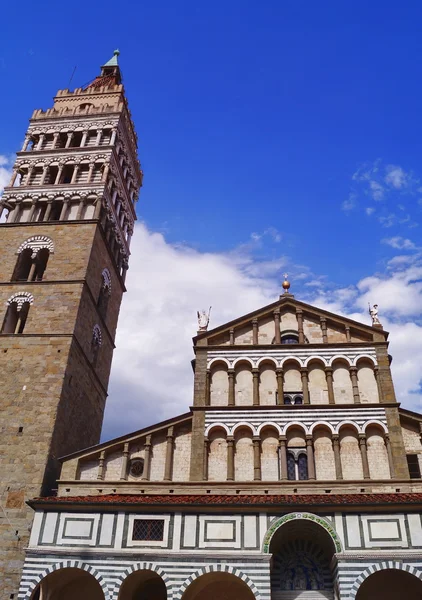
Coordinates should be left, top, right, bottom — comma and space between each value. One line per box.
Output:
332, 434, 343, 479
44, 200, 53, 221
252, 318, 258, 345
325, 367, 335, 404
120, 443, 129, 480
227, 437, 235, 481
252, 369, 260, 406
320, 317, 328, 343
229, 328, 235, 345
301, 368, 310, 404
279, 436, 288, 480
274, 309, 281, 344
359, 434, 370, 479
97, 451, 106, 480
276, 369, 284, 405
205, 369, 211, 406
306, 435, 316, 480
164, 427, 175, 481
374, 366, 384, 403
228, 369, 235, 406
141, 435, 152, 481
203, 437, 209, 481
345, 326, 351, 342
253, 436, 261, 481
349, 367, 361, 404
384, 434, 395, 478
296, 309, 304, 344
28, 199, 38, 223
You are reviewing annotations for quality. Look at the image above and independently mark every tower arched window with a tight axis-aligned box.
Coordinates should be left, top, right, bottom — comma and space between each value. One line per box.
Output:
97, 268, 111, 320
1, 293, 34, 334
91, 324, 102, 367
13, 237, 53, 282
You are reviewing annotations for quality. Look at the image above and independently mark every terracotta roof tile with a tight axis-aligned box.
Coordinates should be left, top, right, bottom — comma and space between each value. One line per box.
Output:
30, 492, 422, 507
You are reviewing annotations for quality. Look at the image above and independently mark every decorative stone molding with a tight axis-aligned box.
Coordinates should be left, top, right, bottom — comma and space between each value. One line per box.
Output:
262, 512, 342, 553
7, 292, 34, 309
17, 236, 54, 255
101, 268, 112, 293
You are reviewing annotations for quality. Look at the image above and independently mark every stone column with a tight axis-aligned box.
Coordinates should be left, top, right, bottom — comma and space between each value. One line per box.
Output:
296, 309, 304, 343
253, 436, 261, 481
227, 437, 235, 481
274, 309, 281, 344
229, 328, 235, 345
141, 435, 152, 481
40, 165, 48, 186
52, 132, 60, 149
359, 434, 370, 479
55, 165, 64, 185
332, 434, 343, 479
345, 326, 351, 342
8, 169, 18, 187
252, 369, 260, 406
26, 165, 34, 185
59, 199, 69, 221
65, 132, 73, 148
384, 434, 395, 478
349, 367, 361, 404
36, 134, 45, 151
80, 130, 88, 147
306, 435, 316, 480
205, 369, 211, 406
94, 198, 103, 219
203, 437, 209, 481
44, 200, 53, 221
97, 451, 106, 480
252, 318, 258, 345
71, 164, 80, 184
228, 369, 235, 406
110, 128, 117, 145
27, 257, 37, 282
88, 162, 95, 183
120, 443, 129, 480
96, 129, 102, 146
22, 135, 30, 151
28, 199, 38, 222
325, 367, 335, 404
76, 198, 86, 220
276, 369, 284, 405
320, 317, 328, 343
102, 163, 110, 183
279, 436, 288, 480
374, 366, 384, 402
301, 368, 310, 404
164, 426, 175, 481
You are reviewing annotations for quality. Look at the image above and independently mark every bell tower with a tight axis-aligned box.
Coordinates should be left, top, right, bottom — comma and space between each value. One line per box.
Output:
0, 52, 142, 596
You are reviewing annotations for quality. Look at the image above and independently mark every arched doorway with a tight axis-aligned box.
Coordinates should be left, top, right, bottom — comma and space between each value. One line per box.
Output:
181, 571, 256, 600
268, 516, 337, 599
30, 567, 104, 600
118, 569, 167, 600
356, 568, 422, 600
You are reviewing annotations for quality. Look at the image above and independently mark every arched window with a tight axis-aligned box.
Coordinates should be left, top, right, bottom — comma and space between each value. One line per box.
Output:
13, 237, 53, 282
283, 393, 303, 405
286, 450, 308, 480
97, 268, 111, 320
91, 324, 102, 367
1, 293, 34, 334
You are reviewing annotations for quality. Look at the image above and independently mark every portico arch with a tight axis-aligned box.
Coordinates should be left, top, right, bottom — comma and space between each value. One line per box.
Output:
28, 566, 106, 600
354, 566, 422, 600
118, 568, 167, 600
177, 567, 258, 600
264, 513, 341, 600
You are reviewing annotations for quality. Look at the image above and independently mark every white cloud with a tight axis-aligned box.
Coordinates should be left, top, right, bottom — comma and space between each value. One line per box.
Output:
369, 180, 384, 201
385, 165, 408, 189
104, 223, 422, 441
0, 155, 12, 193
379, 213, 397, 228
382, 237, 417, 250
342, 193, 356, 212
365, 207, 375, 216
103, 224, 280, 439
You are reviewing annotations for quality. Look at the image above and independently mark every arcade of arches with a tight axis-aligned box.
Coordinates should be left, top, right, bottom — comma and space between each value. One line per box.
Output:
355, 568, 422, 600
30, 568, 104, 600
181, 572, 255, 600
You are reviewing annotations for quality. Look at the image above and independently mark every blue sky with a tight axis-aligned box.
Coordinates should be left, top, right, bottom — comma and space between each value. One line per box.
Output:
1, 0, 422, 437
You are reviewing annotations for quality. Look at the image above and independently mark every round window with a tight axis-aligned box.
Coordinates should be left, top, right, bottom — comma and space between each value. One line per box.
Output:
129, 458, 144, 477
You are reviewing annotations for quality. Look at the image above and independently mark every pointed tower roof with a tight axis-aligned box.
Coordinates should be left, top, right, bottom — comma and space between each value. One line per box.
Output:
102, 49, 120, 68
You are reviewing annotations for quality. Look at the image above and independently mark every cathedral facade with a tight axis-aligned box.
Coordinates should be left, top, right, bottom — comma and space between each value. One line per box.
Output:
1, 55, 422, 600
